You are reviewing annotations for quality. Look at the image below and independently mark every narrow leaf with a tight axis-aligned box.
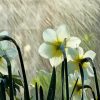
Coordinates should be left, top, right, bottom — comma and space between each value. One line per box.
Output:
39, 86, 44, 100
35, 82, 38, 100
47, 67, 56, 100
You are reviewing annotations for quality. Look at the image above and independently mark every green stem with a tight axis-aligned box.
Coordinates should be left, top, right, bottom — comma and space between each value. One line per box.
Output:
80, 58, 100, 100
35, 82, 38, 100
0, 80, 6, 100
0, 36, 30, 100
70, 78, 78, 100
3, 55, 14, 100
64, 57, 69, 100
82, 85, 96, 100
79, 63, 84, 100
61, 61, 64, 100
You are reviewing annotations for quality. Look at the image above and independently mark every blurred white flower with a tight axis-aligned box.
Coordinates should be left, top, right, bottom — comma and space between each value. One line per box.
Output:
69, 72, 89, 100
39, 25, 81, 67
68, 47, 96, 79
0, 31, 17, 75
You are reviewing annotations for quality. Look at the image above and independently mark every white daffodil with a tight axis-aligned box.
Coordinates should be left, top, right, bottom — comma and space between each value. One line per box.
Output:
0, 31, 17, 75
39, 25, 81, 67
68, 47, 96, 79
69, 72, 89, 100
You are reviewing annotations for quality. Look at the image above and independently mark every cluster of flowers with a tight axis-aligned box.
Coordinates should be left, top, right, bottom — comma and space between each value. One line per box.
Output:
39, 25, 96, 100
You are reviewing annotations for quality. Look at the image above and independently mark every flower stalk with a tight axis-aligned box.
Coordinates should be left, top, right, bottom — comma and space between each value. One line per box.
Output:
3, 55, 14, 100
80, 57, 100, 100
0, 36, 30, 100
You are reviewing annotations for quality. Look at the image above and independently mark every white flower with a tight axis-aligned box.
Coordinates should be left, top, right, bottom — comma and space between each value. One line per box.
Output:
68, 47, 96, 79
69, 72, 89, 100
39, 25, 81, 67
0, 31, 17, 75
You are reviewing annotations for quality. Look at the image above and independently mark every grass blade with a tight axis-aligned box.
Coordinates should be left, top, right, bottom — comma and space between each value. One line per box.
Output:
47, 67, 56, 100
0, 80, 6, 100
35, 82, 38, 100
39, 86, 44, 100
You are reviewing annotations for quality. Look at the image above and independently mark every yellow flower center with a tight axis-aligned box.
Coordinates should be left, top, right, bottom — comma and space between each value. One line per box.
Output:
53, 39, 65, 57
74, 56, 89, 70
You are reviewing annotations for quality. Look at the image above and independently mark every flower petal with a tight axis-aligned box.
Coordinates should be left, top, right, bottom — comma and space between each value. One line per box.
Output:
78, 47, 84, 57
43, 29, 57, 43
87, 65, 94, 77
67, 61, 78, 74
6, 48, 18, 59
56, 24, 70, 41
67, 48, 79, 61
73, 95, 81, 100
0, 31, 9, 50
67, 37, 81, 48
83, 50, 96, 60
38, 43, 57, 59
49, 56, 63, 67
0, 31, 9, 36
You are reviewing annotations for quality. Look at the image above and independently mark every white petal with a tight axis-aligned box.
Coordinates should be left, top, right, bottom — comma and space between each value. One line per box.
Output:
78, 47, 84, 57
0, 50, 5, 56
87, 65, 94, 77
67, 37, 81, 48
49, 56, 63, 67
0, 31, 9, 36
6, 48, 18, 59
73, 95, 81, 100
0, 41, 9, 50
83, 68, 89, 80
56, 25, 70, 41
69, 74, 75, 83
39, 43, 56, 59
56, 24, 70, 41
83, 91, 88, 100
43, 29, 57, 43
67, 48, 79, 60
83, 50, 96, 60
67, 61, 78, 74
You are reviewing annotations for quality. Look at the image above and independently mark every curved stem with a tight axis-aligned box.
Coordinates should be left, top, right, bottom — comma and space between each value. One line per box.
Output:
80, 58, 100, 100
79, 63, 84, 100
79, 85, 96, 100
0, 36, 30, 100
3, 55, 14, 100
70, 78, 78, 100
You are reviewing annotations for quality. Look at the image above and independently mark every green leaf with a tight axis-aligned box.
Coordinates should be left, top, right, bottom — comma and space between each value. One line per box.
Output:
47, 67, 56, 100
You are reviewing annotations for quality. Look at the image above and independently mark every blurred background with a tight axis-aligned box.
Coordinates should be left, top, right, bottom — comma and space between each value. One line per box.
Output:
0, 0, 100, 99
